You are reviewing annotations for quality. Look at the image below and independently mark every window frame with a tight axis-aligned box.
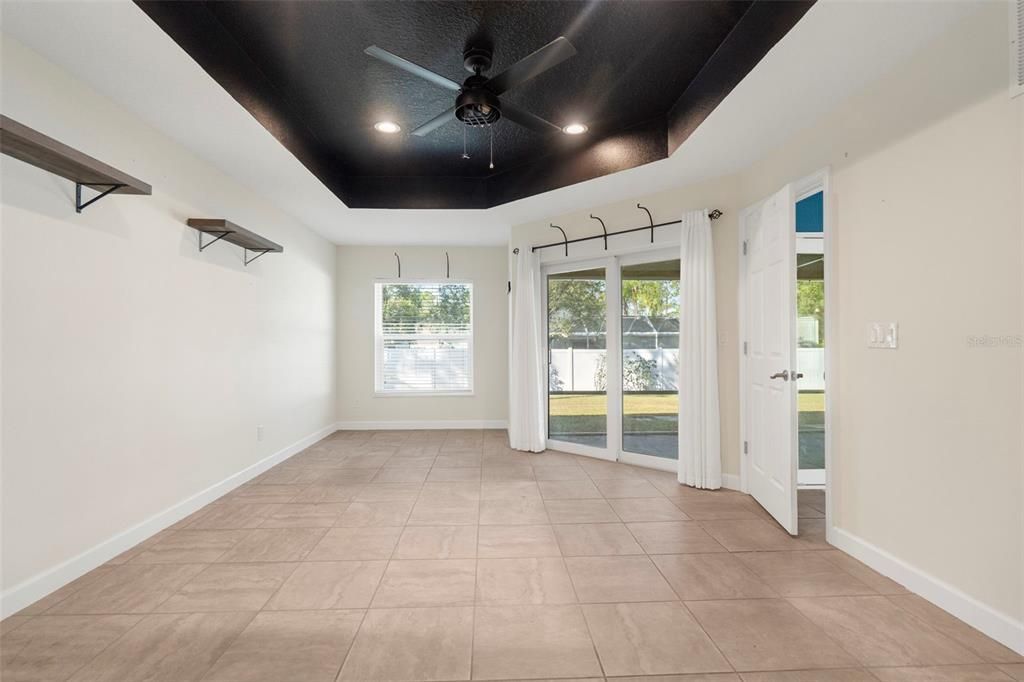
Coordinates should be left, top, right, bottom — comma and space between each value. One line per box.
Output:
373, 278, 475, 397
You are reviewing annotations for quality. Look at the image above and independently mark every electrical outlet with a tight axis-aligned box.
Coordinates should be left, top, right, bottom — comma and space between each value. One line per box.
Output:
868, 322, 898, 349
256, 425, 265, 442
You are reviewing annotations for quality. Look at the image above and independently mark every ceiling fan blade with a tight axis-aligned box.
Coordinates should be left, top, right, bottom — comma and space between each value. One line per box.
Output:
411, 107, 457, 136
364, 45, 461, 92
486, 36, 577, 95
501, 101, 561, 135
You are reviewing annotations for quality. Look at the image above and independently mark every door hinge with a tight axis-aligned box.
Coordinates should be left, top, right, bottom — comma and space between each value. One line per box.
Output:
742, 240, 748, 255
743, 341, 748, 356
743, 441, 749, 455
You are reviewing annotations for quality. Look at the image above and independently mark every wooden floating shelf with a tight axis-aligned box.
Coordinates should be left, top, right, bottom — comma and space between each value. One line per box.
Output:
187, 218, 284, 265
0, 115, 151, 212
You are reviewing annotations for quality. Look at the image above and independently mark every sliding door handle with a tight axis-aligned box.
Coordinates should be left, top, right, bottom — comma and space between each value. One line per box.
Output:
769, 370, 789, 381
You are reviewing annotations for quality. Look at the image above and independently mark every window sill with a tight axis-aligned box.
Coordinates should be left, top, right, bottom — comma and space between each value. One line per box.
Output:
374, 391, 475, 398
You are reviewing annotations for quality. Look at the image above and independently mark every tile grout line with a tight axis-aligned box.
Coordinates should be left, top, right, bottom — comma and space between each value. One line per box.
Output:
331, 604, 373, 682
195, 609, 262, 681
637, 524, 740, 674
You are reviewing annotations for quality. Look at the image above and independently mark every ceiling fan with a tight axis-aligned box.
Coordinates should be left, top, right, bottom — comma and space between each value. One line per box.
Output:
364, 37, 577, 137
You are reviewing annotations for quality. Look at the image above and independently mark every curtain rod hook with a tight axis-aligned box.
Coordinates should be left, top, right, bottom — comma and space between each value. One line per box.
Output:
589, 214, 608, 250
637, 203, 654, 242
550, 224, 568, 257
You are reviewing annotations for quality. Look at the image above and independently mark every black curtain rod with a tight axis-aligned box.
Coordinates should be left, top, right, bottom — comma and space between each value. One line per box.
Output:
530, 208, 723, 254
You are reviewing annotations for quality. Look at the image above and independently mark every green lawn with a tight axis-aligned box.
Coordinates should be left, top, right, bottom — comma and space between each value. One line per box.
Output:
548, 391, 824, 438
799, 392, 825, 412
550, 393, 676, 435
551, 392, 824, 416
549, 393, 676, 416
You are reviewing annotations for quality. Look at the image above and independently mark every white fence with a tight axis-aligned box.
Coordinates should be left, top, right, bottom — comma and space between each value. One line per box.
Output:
796, 347, 825, 391
550, 347, 825, 393
550, 348, 678, 392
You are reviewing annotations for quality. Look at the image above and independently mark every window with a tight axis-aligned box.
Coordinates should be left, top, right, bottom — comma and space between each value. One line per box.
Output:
796, 190, 824, 233
374, 281, 473, 395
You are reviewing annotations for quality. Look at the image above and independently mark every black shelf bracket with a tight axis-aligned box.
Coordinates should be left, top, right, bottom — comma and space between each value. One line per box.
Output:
198, 230, 232, 252
637, 203, 655, 243
244, 248, 273, 266
590, 214, 608, 250
394, 252, 401, 278
75, 183, 125, 213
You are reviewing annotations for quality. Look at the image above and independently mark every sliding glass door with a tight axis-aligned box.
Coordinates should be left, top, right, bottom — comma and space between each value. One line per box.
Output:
544, 250, 680, 469
621, 258, 680, 460
547, 267, 607, 448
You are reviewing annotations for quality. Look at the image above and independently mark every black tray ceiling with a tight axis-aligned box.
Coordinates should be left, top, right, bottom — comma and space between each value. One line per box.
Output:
137, 0, 813, 209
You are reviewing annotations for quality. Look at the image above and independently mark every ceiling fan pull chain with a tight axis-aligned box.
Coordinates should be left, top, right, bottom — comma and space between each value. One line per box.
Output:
462, 126, 469, 160
489, 125, 494, 170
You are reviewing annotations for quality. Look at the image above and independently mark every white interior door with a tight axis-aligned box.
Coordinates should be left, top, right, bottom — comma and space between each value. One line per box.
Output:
743, 184, 799, 534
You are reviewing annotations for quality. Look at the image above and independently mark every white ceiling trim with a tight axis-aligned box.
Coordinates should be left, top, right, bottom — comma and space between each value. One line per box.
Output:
0, 0, 976, 245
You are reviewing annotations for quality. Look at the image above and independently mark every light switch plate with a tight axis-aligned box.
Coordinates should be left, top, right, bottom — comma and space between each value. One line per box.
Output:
868, 322, 898, 349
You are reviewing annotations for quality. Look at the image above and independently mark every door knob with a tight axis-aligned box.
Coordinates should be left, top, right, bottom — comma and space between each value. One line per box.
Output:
769, 370, 789, 381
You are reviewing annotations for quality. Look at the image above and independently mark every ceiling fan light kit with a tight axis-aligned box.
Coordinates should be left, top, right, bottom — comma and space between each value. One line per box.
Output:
455, 85, 501, 127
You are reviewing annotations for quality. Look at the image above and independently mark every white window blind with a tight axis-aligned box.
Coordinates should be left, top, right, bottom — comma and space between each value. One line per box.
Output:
374, 281, 473, 394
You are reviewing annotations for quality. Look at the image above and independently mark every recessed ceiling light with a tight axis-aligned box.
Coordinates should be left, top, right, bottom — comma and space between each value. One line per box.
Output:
562, 123, 588, 135
374, 121, 401, 134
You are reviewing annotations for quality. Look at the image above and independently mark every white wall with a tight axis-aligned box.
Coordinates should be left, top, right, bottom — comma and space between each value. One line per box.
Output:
509, 0, 1023, 645
336, 245, 508, 428
738, 2, 1023, 630
1, 37, 337, 610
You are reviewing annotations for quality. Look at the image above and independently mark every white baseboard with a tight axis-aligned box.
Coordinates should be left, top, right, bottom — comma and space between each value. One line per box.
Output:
336, 420, 509, 431
721, 473, 742, 491
830, 527, 1024, 655
0, 422, 338, 618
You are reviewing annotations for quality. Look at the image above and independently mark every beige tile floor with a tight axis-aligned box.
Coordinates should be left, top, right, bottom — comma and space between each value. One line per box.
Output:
2, 429, 1021, 681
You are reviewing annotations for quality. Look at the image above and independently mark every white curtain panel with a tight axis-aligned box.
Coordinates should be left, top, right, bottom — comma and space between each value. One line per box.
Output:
678, 210, 722, 488
509, 249, 547, 452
